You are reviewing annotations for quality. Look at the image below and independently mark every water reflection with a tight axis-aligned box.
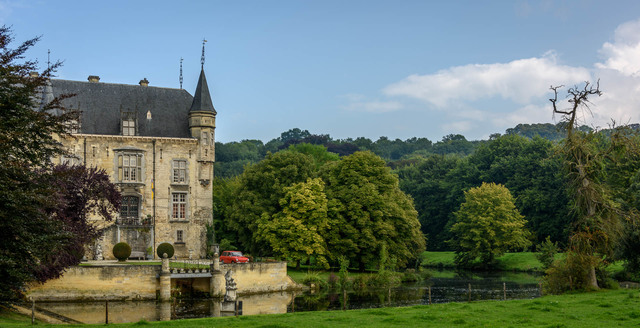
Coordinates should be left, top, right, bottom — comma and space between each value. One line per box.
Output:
36, 292, 294, 324
35, 270, 541, 324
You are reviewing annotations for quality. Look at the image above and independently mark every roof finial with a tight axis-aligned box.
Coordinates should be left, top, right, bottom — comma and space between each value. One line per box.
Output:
179, 57, 183, 89
201, 38, 207, 69
47, 49, 50, 71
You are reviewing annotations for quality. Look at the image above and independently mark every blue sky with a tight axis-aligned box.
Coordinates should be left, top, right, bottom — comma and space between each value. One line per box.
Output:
4, 1, 640, 142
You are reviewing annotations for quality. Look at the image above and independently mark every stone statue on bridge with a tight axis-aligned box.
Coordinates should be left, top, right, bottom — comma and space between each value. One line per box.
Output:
224, 270, 237, 301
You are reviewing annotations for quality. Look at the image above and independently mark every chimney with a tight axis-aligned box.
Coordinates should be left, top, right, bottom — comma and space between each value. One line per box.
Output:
88, 75, 100, 83
139, 78, 149, 87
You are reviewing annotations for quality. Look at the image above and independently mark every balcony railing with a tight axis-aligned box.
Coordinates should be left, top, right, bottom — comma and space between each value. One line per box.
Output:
116, 217, 153, 227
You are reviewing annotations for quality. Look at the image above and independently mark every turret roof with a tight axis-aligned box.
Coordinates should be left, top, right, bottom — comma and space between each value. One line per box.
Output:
189, 68, 217, 114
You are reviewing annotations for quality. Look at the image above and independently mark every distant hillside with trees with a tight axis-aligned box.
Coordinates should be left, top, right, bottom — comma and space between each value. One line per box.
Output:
215, 123, 590, 178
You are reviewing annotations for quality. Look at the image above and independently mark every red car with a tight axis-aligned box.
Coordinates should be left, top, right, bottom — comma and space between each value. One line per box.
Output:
219, 251, 249, 264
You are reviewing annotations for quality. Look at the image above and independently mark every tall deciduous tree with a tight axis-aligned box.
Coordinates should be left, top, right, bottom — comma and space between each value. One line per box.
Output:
256, 178, 330, 268
0, 26, 120, 302
229, 151, 315, 255
449, 182, 531, 267
322, 151, 425, 271
397, 154, 463, 250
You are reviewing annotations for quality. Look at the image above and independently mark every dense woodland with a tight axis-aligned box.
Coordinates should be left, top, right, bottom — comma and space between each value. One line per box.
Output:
213, 123, 640, 268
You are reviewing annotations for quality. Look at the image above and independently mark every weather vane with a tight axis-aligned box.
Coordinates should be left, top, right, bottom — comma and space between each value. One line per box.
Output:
179, 57, 183, 89
201, 38, 207, 69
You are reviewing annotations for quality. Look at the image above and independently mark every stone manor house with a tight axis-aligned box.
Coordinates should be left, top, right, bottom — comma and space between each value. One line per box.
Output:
41, 68, 216, 260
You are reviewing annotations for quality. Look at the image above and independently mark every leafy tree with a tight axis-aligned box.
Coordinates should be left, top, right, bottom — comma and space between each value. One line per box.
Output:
449, 182, 531, 267
352, 137, 374, 151
279, 128, 311, 144
505, 122, 592, 141
469, 134, 571, 244
255, 178, 330, 269
322, 151, 425, 270
536, 236, 559, 270
432, 134, 477, 155
228, 151, 316, 255
214, 140, 265, 178
211, 177, 241, 249
326, 142, 359, 157
287, 143, 340, 170
0, 27, 120, 302
396, 154, 463, 250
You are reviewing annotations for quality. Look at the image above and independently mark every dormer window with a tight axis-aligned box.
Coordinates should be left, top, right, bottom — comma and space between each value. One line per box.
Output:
122, 119, 135, 136
65, 119, 79, 134
121, 111, 136, 136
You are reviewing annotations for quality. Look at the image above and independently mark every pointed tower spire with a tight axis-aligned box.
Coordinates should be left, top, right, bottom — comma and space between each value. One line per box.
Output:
189, 68, 216, 114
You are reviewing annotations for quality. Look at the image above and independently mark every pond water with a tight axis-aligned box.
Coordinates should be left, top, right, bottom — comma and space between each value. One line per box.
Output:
34, 270, 542, 324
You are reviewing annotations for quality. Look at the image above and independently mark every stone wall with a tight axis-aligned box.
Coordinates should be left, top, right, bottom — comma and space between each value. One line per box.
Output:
27, 262, 300, 301
211, 262, 299, 297
27, 265, 161, 301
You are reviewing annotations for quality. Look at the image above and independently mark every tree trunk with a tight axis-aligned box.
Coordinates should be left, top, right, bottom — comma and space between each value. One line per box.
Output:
588, 265, 599, 289
296, 260, 300, 270
359, 261, 366, 272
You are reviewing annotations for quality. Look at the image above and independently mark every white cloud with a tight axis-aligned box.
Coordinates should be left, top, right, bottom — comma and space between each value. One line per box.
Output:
590, 18, 640, 128
339, 17, 640, 138
589, 69, 640, 128
382, 51, 591, 108
491, 104, 552, 128
596, 18, 640, 76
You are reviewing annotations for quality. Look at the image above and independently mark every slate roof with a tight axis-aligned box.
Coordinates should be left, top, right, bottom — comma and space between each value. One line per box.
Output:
189, 68, 217, 114
49, 79, 196, 138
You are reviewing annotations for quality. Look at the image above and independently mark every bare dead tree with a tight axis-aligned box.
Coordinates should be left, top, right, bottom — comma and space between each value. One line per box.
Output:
550, 80, 602, 137
548, 80, 625, 290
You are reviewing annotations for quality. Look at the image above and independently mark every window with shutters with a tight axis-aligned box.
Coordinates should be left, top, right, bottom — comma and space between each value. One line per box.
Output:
116, 153, 143, 183
172, 160, 187, 184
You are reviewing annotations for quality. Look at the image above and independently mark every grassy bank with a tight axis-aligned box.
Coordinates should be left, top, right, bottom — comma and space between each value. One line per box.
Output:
421, 251, 561, 272
2, 289, 640, 327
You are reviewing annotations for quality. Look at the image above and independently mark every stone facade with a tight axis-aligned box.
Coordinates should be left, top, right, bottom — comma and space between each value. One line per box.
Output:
47, 68, 217, 260
61, 135, 213, 259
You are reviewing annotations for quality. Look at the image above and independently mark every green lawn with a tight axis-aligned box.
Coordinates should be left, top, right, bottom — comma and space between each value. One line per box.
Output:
421, 251, 567, 272
3, 289, 640, 327
287, 268, 373, 285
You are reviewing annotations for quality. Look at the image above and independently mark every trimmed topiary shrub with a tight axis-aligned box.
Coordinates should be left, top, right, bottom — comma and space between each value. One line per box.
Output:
156, 242, 175, 259
113, 242, 131, 262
